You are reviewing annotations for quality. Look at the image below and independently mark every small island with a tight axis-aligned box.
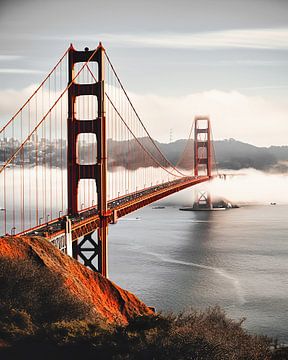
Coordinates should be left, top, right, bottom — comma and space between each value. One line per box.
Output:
180, 198, 239, 211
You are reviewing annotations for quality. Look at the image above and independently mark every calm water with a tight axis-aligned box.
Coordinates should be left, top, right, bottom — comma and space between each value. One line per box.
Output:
109, 204, 288, 342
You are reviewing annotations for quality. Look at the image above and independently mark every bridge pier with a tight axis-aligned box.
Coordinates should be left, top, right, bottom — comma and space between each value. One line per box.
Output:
72, 232, 100, 272
71, 218, 108, 276
98, 216, 108, 277
194, 190, 213, 209
65, 216, 73, 257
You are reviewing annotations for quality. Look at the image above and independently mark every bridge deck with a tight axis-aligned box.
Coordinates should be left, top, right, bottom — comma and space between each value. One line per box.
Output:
22, 176, 210, 241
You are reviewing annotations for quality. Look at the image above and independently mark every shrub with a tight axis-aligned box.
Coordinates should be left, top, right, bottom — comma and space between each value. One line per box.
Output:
0, 305, 35, 341
42, 318, 111, 345
0, 257, 90, 326
110, 307, 272, 359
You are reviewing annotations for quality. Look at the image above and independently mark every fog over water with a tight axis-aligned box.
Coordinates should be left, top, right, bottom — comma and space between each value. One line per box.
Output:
161, 169, 288, 206
209, 169, 288, 205
1, 168, 287, 234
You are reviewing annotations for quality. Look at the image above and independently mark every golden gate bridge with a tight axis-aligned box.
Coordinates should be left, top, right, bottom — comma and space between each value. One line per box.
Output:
0, 43, 217, 277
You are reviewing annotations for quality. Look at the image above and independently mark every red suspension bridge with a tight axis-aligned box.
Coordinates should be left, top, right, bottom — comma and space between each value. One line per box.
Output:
0, 43, 217, 277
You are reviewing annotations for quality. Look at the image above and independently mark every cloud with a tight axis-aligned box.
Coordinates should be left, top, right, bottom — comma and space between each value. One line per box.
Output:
159, 169, 288, 205
128, 90, 288, 146
0, 69, 43, 74
0, 55, 23, 61
236, 85, 288, 91
0, 84, 66, 137
57, 28, 288, 50
0, 85, 287, 147
216, 60, 288, 67
0, 85, 38, 122
207, 169, 288, 204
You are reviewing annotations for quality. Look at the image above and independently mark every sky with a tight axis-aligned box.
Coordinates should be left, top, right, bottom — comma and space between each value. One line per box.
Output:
0, 0, 287, 146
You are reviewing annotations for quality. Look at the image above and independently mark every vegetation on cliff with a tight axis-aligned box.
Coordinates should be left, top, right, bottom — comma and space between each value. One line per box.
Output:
0, 236, 153, 325
0, 236, 287, 359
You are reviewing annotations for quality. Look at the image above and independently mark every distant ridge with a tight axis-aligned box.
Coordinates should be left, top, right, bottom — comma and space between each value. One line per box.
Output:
2, 137, 287, 172
157, 138, 288, 172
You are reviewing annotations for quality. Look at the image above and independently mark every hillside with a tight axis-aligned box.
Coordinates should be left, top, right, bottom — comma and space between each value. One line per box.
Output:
105, 138, 288, 172
212, 139, 285, 171
0, 235, 287, 359
157, 138, 288, 172
0, 236, 152, 325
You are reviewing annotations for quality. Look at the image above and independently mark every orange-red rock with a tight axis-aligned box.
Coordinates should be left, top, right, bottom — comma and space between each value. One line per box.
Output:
0, 236, 153, 325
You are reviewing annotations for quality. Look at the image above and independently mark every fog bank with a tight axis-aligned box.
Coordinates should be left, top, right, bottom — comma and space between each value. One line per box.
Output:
158, 169, 288, 206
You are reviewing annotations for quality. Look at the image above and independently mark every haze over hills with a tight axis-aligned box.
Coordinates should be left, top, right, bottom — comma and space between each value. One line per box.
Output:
213, 139, 288, 172
158, 138, 288, 173
1, 137, 287, 173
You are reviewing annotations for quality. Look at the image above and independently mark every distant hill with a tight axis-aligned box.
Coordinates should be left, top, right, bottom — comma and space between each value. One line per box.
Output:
2, 137, 286, 173
157, 138, 288, 173
213, 139, 288, 172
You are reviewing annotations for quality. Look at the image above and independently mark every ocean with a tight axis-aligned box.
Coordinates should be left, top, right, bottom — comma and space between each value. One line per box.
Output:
108, 203, 288, 342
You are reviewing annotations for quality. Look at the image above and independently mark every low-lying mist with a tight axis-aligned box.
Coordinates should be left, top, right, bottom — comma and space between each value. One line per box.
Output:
158, 169, 288, 206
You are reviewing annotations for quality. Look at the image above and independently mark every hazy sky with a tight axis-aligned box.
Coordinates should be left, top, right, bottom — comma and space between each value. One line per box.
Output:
0, 0, 287, 145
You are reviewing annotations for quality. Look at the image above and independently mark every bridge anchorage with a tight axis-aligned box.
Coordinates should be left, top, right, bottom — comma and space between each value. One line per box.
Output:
0, 43, 216, 278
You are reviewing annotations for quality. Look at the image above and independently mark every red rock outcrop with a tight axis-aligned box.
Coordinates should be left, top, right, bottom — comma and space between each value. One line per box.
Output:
0, 236, 153, 325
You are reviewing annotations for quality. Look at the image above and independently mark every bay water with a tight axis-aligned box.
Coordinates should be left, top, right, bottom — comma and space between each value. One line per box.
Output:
109, 204, 288, 342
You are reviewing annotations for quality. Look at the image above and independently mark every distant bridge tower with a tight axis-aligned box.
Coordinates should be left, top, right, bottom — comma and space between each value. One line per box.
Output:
67, 43, 109, 277
194, 116, 212, 178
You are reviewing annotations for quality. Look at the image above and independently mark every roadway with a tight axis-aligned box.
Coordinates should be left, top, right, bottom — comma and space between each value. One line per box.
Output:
23, 175, 211, 240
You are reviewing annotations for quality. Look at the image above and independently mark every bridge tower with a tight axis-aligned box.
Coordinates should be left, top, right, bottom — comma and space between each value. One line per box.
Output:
67, 43, 109, 277
194, 116, 212, 178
